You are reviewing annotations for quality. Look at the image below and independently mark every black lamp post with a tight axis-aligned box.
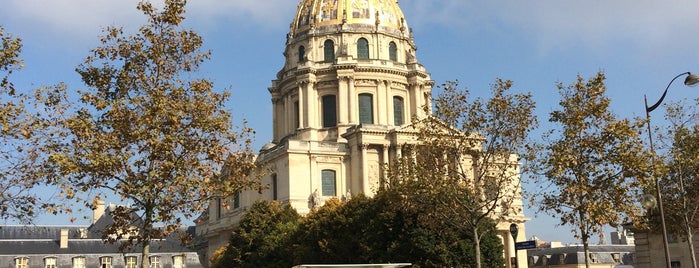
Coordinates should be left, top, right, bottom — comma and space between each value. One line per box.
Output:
644, 71, 699, 268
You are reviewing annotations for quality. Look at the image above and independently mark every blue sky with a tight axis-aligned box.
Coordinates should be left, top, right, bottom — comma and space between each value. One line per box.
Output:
2, 0, 699, 245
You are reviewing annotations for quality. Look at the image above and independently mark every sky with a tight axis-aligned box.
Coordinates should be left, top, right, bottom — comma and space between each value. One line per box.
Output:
2, 0, 699, 245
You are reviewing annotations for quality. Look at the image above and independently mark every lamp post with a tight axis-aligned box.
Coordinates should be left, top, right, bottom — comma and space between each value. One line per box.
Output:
644, 71, 699, 268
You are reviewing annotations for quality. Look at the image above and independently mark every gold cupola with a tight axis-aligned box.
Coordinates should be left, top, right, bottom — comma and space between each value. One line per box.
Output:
290, 0, 408, 38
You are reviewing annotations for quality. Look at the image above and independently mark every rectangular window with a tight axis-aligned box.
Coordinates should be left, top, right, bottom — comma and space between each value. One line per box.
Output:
125, 256, 137, 268
321, 170, 337, 196
322, 95, 337, 127
44, 257, 57, 268
294, 100, 300, 129
100, 257, 112, 268
359, 94, 373, 124
150, 256, 161, 268
215, 198, 222, 219
15, 257, 28, 268
393, 96, 404, 126
172, 255, 185, 268
72, 257, 86, 268
233, 192, 241, 209
671, 261, 682, 268
272, 174, 278, 200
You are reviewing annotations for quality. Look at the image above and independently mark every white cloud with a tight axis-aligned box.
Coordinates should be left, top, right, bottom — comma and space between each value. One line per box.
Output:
1, 0, 294, 42
400, 0, 699, 55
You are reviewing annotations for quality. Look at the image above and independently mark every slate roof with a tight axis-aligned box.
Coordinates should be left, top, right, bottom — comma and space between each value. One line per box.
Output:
0, 205, 197, 256
0, 238, 193, 255
527, 245, 635, 266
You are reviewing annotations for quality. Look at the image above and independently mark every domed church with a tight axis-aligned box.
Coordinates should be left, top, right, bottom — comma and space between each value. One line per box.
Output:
197, 1, 528, 267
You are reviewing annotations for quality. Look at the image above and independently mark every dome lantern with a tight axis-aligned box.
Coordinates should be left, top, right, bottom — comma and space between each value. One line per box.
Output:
290, 0, 408, 38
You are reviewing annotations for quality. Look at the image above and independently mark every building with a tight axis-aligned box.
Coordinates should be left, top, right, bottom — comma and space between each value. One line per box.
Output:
0, 201, 202, 268
527, 231, 636, 268
633, 229, 698, 268
196, 1, 529, 267
527, 245, 635, 268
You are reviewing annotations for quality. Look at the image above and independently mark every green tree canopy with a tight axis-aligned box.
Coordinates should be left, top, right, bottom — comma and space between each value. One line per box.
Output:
214, 191, 504, 268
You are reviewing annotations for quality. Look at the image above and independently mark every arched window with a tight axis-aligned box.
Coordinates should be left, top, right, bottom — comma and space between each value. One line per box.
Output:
321, 170, 336, 196
359, 93, 373, 124
389, 41, 397, 61
298, 45, 305, 62
357, 38, 369, 59
324, 39, 335, 62
393, 96, 404, 126
322, 95, 337, 127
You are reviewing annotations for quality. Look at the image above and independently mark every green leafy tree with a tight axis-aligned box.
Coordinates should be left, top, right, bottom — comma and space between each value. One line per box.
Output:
216, 191, 504, 268
0, 26, 67, 223
658, 101, 699, 268
532, 72, 649, 268
47, 1, 258, 266
212, 201, 300, 268
390, 79, 536, 268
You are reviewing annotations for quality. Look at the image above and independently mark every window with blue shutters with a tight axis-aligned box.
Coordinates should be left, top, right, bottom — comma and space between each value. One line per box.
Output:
322, 95, 337, 127
393, 96, 404, 125
321, 170, 336, 196
357, 38, 369, 59
359, 93, 373, 124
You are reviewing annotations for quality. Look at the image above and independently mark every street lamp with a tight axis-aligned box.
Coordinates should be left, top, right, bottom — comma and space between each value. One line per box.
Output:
644, 71, 699, 268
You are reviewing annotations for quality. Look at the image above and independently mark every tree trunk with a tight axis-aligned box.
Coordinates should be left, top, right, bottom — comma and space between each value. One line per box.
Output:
474, 225, 482, 268
686, 222, 697, 268
141, 241, 150, 268
582, 233, 590, 268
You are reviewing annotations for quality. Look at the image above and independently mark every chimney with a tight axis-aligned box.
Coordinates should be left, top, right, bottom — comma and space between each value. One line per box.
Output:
60, 228, 69, 249
93, 199, 105, 224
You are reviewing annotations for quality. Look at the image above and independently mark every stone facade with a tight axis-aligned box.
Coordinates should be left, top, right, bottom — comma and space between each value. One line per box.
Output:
633, 230, 699, 268
196, 1, 529, 267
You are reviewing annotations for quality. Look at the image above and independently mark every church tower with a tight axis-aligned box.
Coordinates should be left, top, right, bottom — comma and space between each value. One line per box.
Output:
260, 0, 433, 214
198, 1, 528, 267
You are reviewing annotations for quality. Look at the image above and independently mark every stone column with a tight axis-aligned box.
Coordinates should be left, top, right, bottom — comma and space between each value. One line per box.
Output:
338, 76, 349, 125
361, 143, 369, 194
349, 78, 356, 123
378, 80, 387, 125
298, 83, 306, 128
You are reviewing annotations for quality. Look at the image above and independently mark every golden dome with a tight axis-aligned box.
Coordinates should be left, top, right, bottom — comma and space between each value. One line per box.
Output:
291, 0, 407, 35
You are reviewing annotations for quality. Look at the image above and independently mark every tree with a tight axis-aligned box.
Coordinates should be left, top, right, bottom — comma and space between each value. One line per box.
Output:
215, 191, 505, 268
658, 101, 699, 268
0, 26, 66, 223
532, 72, 649, 268
389, 79, 537, 268
212, 201, 300, 268
47, 1, 258, 267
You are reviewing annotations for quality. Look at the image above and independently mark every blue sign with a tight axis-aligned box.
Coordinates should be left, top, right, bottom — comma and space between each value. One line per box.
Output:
515, 240, 537, 250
